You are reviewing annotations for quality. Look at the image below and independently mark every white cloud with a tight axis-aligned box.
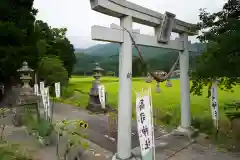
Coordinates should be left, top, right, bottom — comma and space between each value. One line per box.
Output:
34, 0, 226, 48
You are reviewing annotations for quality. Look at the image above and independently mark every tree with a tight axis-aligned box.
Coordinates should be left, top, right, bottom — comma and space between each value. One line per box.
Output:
0, 0, 38, 85
132, 56, 147, 77
34, 21, 76, 78
37, 56, 68, 95
106, 71, 116, 76
191, 0, 240, 95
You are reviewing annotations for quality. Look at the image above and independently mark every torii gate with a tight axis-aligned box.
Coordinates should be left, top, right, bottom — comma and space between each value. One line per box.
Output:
89, 0, 197, 159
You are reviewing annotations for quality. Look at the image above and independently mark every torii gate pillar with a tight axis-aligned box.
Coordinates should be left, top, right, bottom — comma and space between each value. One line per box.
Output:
178, 33, 192, 133
117, 15, 133, 159
89, 0, 198, 159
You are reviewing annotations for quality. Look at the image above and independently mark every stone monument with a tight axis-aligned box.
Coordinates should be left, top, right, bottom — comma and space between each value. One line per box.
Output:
12, 61, 40, 126
156, 82, 161, 93
145, 73, 153, 83
165, 79, 172, 87
86, 63, 113, 114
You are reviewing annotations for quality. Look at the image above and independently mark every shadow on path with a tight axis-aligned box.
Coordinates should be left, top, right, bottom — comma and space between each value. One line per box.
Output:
52, 103, 166, 152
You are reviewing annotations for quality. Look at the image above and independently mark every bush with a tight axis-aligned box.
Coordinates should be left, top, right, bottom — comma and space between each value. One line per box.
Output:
61, 86, 75, 99
37, 118, 54, 138
37, 56, 69, 96
224, 101, 240, 121
23, 108, 53, 138
0, 141, 32, 160
192, 116, 215, 134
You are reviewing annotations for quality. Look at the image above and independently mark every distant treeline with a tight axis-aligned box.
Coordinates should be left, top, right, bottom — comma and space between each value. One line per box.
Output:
73, 43, 205, 77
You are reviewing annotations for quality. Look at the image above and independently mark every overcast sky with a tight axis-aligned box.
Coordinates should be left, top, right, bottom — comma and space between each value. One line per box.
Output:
33, 0, 226, 49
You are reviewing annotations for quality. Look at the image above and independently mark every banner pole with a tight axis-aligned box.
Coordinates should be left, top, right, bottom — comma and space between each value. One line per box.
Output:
149, 87, 155, 160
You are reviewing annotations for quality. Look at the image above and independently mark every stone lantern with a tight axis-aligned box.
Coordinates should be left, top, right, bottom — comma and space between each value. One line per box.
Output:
12, 61, 40, 126
17, 61, 34, 92
165, 79, 172, 87
92, 62, 104, 85
86, 63, 113, 113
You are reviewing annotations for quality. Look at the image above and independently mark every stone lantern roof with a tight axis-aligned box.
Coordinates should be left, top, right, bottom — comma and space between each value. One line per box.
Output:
17, 61, 33, 73
92, 63, 104, 73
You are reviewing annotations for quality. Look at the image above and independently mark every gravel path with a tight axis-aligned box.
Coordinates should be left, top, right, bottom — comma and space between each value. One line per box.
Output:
51, 102, 165, 152
51, 102, 240, 160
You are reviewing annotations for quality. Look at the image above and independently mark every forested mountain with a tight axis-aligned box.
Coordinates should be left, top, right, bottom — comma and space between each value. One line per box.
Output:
74, 42, 205, 76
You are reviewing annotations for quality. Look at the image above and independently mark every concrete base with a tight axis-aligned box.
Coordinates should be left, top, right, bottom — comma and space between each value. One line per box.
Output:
172, 126, 198, 139
165, 81, 172, 87
86, 103, 116, 114
112, 138, 169, 160
112, 153, 141, 160
156, 86, 161, 93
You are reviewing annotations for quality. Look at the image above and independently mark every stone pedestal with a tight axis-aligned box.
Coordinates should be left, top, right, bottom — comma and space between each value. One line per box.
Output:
172, 126, 198, 139
86, 81, 114, 114
12, 61, 40, 126
145, 74, 153, 83
156, 82, 161, 93
86, 63, 115, 114
112, 153, 141, 160
12, 91, 40, 127
165, 80, 172, 87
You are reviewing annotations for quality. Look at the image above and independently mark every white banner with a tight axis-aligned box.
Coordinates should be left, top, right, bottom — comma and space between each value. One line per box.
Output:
41, 87, 47, 115
34, 84, 39, 96
136, 88, 154, 159
98, 85, 105, 109
42, 87, 51, 120
148, 87, 155, 160
55, 82, 61, 98
210, 81, 219, 128
46, 87, 51, 119
40, 81, 44, 94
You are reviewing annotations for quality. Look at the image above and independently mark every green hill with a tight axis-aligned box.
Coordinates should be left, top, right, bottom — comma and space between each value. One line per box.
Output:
74, 42, 205, 75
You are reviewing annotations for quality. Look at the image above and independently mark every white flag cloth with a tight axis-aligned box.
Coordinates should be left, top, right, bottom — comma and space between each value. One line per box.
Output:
136, 88, 154, 160
210, 81, 219, 128
55, 82, 61, 98
40, 81, 44, 95
41, 87, 47, 114
34, 84, 39, 96
98, 85, 105, 109
42, 87, 51, 120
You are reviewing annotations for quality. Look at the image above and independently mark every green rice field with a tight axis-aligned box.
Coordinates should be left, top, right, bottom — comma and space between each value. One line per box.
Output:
67, 76, 240, 123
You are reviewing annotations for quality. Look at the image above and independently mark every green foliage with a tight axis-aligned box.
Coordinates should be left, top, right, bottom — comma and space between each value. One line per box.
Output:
0, 0, 38, 83
0, 108, 32, 160
0, 142, 32, 160
191, 0, 240, 95
37, 56, 68, 95
192, 116, 215, 134
35, 20, 76, 78
37, 118, 54, 138
55, 119, 88, 159
61, 86, 75, 99
224, 101, 240, 121
106, 71, 116, 76
0, 1, 76, 85
22, 109, 38, 132
23, 107, 53, 138
132, 56, 147, 77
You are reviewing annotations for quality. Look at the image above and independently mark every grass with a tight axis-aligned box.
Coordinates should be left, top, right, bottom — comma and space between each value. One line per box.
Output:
61, 76, 240, 149
68, 76, 240, 118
